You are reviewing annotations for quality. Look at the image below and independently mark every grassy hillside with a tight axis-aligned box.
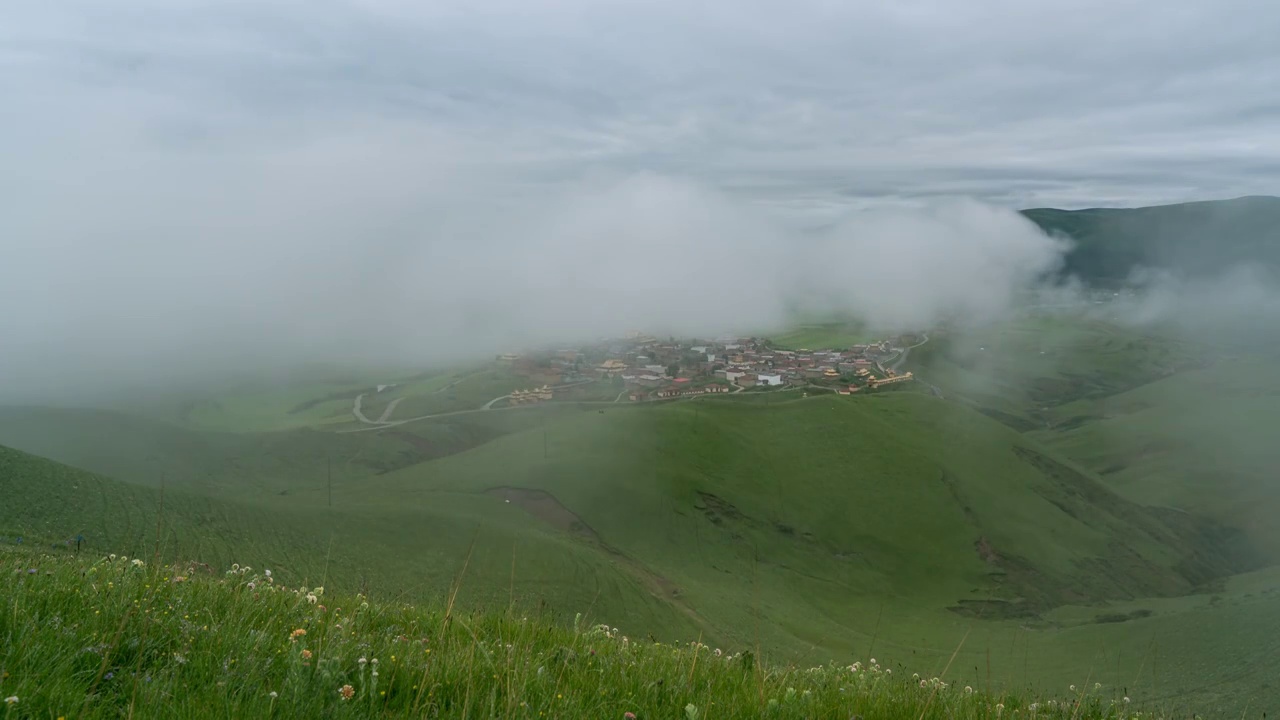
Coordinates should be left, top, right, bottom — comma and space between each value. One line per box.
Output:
1032, 358, 1280, 557
1022, 195, 1280, 284
909, 314, 1203, 427
1, 548, 1161, 720
0, 443, 700, 641
7, 315, 1280, 715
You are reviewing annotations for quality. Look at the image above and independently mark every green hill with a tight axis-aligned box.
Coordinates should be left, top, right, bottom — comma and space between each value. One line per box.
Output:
2, 547, 1156, 720
1022, 195, 1280, 284
7, 311, 1280, 715
4, 385, 1277, 713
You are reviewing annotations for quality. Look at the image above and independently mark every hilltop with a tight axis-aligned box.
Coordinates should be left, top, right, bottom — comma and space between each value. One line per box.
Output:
1022, 195, 1280, 284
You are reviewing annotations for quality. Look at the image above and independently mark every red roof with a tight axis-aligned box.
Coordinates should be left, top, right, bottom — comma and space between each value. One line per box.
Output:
674, 377, 691, 383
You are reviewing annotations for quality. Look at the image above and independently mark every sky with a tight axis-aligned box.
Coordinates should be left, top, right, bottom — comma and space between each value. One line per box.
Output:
5, 0, 1279, 209
1, 0, 1277, 399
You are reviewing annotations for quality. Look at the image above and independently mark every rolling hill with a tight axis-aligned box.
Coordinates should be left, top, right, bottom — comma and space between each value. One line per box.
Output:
1022, 195, 1280, 284
4, 373, 1277, 713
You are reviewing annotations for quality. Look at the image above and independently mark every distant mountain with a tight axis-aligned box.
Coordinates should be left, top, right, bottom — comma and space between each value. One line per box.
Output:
1022, 195, 1280, 284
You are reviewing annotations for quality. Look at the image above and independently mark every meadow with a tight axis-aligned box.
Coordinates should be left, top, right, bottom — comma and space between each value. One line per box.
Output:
3, 313, 1280, 716
1, 547, 1160, 720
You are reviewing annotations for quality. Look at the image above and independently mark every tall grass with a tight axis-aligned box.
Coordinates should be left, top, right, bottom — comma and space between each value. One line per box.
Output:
1, 549, 1150, 719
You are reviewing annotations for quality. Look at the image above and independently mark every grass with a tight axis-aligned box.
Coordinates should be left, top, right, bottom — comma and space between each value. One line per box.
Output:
5, 312, 1280, 715
765, 322, 875, 350
1031, 357, 1280, 558
0, 547, 1153, 719
908, 313, 1201, 427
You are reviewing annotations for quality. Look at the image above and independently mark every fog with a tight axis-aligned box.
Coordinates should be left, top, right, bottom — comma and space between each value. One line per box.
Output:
0, 120, 1072, 404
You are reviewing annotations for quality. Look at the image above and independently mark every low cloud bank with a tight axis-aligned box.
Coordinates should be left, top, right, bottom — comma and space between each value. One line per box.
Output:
0, 127, 1070, 403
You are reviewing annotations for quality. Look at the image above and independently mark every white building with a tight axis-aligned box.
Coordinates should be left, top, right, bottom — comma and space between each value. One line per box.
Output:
757, 373, 784, 386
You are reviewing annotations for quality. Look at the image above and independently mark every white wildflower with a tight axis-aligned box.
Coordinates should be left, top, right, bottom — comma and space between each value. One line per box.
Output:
964, 686, 973, 694
269, 691, 278, 699
306, 593, 318, 605
131, 558, 145, 567
3, 696, 17, 705
358, 657, 367, 666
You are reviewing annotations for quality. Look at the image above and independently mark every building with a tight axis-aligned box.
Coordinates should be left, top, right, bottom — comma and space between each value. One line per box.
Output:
822, 367, 840, 380
758, 373, 784, 386
596, 359, 628, 378
509, 385, 554, 405
868, 372, 913, 389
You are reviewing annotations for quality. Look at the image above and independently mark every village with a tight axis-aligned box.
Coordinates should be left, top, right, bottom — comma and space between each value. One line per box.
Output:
496, 331, 918, 405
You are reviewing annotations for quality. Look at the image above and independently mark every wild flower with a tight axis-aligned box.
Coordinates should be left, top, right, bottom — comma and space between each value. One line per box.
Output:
269, 691, 278, 699
264, 569, 272, 577
173, 653, 187, 665
300, 649, 312, 660
964, 686, 973, 694
306, 593, 318, 605
996, 703, 1004, 716
131, 559, 145, 567
289, 628, 306, 642
1070, 684, 1077, 692
247, 582, 256, 591
4, 696, 17, 705
624, 713, 636, 719
358, 657, 367, 666
1123, 696, 1131, 704
339, 685, 354, 700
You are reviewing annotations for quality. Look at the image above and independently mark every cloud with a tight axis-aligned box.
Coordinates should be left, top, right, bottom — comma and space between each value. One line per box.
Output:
0, 0, 1273, 401
4, 0, 1280, 210
0, 112, 1067, 402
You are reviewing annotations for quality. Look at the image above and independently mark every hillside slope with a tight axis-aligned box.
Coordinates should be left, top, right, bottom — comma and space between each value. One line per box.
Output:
1, 547, 1158, 720
1022, 195, 1280, 283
